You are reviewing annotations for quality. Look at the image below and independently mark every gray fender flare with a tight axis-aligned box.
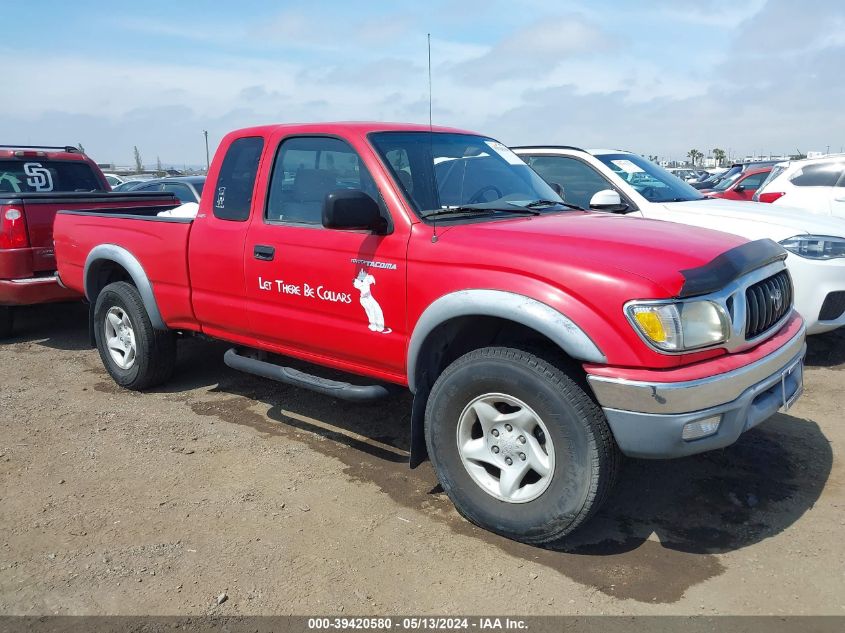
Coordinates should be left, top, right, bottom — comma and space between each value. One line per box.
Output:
83, 244, 166, 330
406, 289, 606, 393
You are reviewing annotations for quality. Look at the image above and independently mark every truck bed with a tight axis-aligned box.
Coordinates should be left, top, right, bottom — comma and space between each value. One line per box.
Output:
54, 206, 196, 327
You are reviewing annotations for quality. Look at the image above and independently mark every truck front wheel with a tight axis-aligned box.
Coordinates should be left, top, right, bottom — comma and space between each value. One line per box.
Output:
93, 281, 176, 390
425, 347, 620, 545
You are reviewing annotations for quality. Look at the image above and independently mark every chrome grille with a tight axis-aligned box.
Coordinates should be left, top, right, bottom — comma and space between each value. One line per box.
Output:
745, 270, 792, 339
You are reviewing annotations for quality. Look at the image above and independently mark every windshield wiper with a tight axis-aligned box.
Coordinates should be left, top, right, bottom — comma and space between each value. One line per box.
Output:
520, 199, 584, 211
422, 206, 540, 220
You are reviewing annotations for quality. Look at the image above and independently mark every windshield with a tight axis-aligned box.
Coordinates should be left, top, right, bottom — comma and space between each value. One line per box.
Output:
594, 153, 705, 202
0, 160, 104, 193
712, 171, 742, 191
369, 132, 564, 218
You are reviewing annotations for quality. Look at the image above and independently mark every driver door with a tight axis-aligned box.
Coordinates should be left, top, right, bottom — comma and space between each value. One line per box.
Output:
243, 135, 408, 377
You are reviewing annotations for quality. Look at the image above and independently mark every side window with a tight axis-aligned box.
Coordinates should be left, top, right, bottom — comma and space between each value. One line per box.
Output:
738, 171, 768, 190
266, 136, 379, 225
213, 136, 264, 221
790, 163, 842, 187
162, 183, 195, 203
526, 156, 613, 209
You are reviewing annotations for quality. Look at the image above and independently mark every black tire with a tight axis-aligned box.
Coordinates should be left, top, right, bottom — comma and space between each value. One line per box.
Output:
93, 281, 176, 390
0, 306, 13, 340
425, 346, 620, 545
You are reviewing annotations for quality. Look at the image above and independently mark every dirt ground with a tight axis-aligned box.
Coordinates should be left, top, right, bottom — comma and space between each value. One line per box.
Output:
0, 303, 843, 616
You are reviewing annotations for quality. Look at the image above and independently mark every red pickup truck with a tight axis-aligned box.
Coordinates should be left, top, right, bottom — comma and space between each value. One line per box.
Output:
0, 145, 178, 338
54, 123, 806, 544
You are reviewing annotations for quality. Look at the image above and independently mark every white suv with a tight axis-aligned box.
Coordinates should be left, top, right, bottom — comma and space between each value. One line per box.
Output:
753, 155, 845, 218
512, 146, 845, 335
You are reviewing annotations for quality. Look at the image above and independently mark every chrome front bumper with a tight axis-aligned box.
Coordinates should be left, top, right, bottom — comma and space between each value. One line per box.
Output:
587, 325, 806, 458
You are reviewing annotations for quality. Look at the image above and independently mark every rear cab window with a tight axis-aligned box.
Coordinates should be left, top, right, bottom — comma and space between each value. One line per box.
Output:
213, 137, 264, 221
0, 160, 104, 193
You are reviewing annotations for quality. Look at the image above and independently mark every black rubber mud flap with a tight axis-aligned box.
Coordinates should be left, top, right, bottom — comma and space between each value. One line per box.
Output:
409, 378, 430, 469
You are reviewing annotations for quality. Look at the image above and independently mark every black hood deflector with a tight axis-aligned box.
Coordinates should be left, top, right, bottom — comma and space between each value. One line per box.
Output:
678, 238, 787, 298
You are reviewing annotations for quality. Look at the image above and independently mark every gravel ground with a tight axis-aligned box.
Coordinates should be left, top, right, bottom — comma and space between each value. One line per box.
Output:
0, 303, 843, 615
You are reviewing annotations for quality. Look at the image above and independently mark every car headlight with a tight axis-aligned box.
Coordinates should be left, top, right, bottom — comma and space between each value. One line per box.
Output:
627, 300, 730, 352
780, 235, 845, 259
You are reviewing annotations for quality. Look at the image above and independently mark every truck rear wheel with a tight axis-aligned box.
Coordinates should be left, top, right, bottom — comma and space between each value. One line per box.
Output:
424, 347, 620, 545
93, 281, 176, 390
0, 306, 13, 340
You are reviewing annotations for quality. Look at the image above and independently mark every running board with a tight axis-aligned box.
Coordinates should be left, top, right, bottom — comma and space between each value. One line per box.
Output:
223, 348, 397, 402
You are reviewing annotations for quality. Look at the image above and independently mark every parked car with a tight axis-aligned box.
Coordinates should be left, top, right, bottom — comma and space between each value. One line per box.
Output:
103, 173, 125, 188
704, 166, 772, 200
514, 146, 845, 334
692, 160, 779, 190
753, 155, 845, 217
692, 171, 726, 190
130, 176, 205, 203
668, 168, 699, 181
112, 179, 153, 192
0, 144, 179, 338
54, 122, 805, 544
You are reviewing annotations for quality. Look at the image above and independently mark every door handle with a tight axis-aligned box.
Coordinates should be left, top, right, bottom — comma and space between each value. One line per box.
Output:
253, 245, 275, 261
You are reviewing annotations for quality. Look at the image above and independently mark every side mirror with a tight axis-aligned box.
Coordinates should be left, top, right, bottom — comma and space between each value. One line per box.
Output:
549, 182, 564, 197
322, 190, 386, 233
734, 184, 745, 193
589, 189, 629, 213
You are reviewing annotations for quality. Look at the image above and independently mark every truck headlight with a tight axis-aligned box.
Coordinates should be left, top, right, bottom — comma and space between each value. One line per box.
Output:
627, 300, 729, 352
779, 235, 845, 260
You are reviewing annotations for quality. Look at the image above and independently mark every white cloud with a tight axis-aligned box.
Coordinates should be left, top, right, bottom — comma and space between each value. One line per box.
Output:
449, 15, 611, 83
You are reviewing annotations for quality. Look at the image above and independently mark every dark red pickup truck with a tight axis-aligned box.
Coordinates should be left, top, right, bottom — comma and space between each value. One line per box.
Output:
54, 123, 805, 543
0, 145, 177, 338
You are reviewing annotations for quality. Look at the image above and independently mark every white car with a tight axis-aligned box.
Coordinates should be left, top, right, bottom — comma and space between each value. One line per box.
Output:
512, 146, 845, 335
753, 155, 845, 218
103, 173, 125, 188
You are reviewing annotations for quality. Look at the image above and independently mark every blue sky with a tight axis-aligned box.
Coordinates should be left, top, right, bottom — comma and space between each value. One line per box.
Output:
3, 0, 843, 166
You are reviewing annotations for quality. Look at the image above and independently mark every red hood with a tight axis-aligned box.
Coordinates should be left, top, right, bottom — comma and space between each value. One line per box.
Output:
439, 211, 748, 297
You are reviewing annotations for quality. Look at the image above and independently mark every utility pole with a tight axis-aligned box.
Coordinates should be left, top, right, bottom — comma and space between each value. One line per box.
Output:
203, 130, 210, 171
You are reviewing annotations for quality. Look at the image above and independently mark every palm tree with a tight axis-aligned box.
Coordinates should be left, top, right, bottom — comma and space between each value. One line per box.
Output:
712, 148, 726, 167
687, 149, 702, 167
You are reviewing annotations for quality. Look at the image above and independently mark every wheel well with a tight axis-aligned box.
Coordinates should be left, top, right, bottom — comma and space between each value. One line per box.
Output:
413, 315, 586, 394
87, 260, 134, 304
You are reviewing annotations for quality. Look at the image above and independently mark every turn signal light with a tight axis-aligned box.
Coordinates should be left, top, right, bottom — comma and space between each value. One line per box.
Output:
633, 310, 667, 343
758, 191, 785, 204
0, 206, 29, 249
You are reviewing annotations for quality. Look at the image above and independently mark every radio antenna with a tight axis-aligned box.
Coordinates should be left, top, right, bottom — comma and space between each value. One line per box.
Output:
427, 33, 433, 132
427, 33, 438, 243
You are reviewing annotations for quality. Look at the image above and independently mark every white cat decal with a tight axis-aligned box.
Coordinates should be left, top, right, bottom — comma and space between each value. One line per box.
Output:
353, 269, 391, 334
